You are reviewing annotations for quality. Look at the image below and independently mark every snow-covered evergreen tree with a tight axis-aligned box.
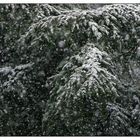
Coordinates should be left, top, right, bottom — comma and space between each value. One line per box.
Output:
0, 4, 140, 136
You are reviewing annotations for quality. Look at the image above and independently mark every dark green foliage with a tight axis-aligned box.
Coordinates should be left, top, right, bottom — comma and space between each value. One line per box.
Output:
0, 4, 140, 136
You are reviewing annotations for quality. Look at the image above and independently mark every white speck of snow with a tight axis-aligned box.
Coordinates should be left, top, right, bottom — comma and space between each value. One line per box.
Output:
137, 47, 140, 57
58, 40, 65, 48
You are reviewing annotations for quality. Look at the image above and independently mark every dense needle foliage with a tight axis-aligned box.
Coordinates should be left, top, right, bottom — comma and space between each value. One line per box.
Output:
0, 4, 140, 136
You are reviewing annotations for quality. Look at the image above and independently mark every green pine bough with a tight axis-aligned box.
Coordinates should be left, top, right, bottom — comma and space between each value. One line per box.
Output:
0, 4, 140, 136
